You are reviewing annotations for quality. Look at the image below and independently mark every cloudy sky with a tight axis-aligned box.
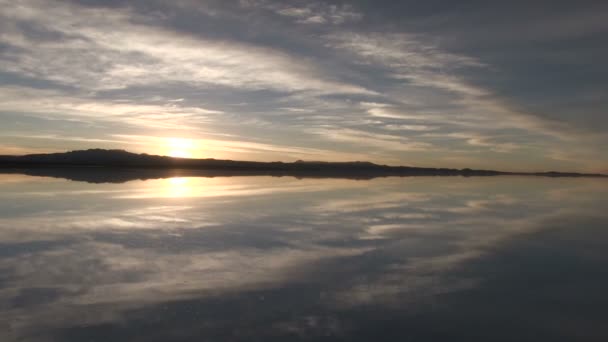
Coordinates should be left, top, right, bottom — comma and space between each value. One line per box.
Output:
0, 0, 606, 172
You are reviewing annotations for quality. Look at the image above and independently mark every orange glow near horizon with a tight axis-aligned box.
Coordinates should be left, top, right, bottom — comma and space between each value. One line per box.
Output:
165, 138, 196, 158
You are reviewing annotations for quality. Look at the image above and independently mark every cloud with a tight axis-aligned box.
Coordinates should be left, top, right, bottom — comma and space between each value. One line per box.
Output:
279, 107, 317, 113
321, 31, 608, 169
311, 128, 434, 153
3, 175, 607, 339
0, 0, 373, 95
241, 1, 363, 25
0, 0, 606, 171
111, 133, 373, 162
0, 86, 220, 131
383, 124, 437, 132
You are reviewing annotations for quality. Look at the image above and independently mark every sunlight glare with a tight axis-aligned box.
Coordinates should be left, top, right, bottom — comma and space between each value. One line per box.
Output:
166, 138, 195, 158
166, 177, 191, 198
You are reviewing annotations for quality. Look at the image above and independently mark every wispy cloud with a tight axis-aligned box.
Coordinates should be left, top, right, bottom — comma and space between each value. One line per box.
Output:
311, 128, 434, 153
322, 31, 608, 170
0, 0, 372, 95
0, 86, 220, 130
112, 133, 372, 161
0, 0, 606, 171
241, 0, 362, 25
2, 175, 606, 338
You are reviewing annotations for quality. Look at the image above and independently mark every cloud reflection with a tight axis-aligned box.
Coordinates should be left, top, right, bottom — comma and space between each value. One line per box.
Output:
0, 175, 607, 341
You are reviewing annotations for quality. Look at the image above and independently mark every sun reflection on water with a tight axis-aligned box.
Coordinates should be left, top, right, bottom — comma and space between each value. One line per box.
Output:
166, 177, 192, 198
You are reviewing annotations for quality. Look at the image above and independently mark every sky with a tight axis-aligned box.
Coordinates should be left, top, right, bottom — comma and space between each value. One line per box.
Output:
0, 0, 606, 172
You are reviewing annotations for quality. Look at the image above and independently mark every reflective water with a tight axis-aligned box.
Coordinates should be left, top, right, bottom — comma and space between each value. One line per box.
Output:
1, 174, 607, 341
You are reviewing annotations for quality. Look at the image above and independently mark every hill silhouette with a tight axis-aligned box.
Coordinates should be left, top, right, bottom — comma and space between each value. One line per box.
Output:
0, 149, 605, 183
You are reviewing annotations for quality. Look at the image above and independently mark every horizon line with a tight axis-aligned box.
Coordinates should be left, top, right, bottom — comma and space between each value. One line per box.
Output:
1, 148, 606, 177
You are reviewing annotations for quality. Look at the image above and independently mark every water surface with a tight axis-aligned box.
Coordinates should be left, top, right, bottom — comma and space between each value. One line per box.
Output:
1, 174, 607, 341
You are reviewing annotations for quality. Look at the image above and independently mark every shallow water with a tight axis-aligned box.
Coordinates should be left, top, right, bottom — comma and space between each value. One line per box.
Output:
1, 174, 607, 341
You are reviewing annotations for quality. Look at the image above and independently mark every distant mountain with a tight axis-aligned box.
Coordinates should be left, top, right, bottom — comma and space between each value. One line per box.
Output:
0, 149, 170, 165
0, 149, 606, 180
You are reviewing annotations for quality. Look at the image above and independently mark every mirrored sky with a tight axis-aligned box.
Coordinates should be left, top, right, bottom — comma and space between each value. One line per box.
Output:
1, 0, 607, 172
1, 175, 608, 341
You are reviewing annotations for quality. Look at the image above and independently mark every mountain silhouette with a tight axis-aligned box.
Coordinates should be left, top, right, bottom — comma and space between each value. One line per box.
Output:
0, 149, 605, 183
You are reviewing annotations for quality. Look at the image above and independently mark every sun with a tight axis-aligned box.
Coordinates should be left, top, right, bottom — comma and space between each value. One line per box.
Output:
166, 138, 195, 158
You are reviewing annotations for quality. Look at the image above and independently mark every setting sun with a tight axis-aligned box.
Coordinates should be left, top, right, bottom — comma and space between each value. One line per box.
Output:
166, 138, 195, 158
